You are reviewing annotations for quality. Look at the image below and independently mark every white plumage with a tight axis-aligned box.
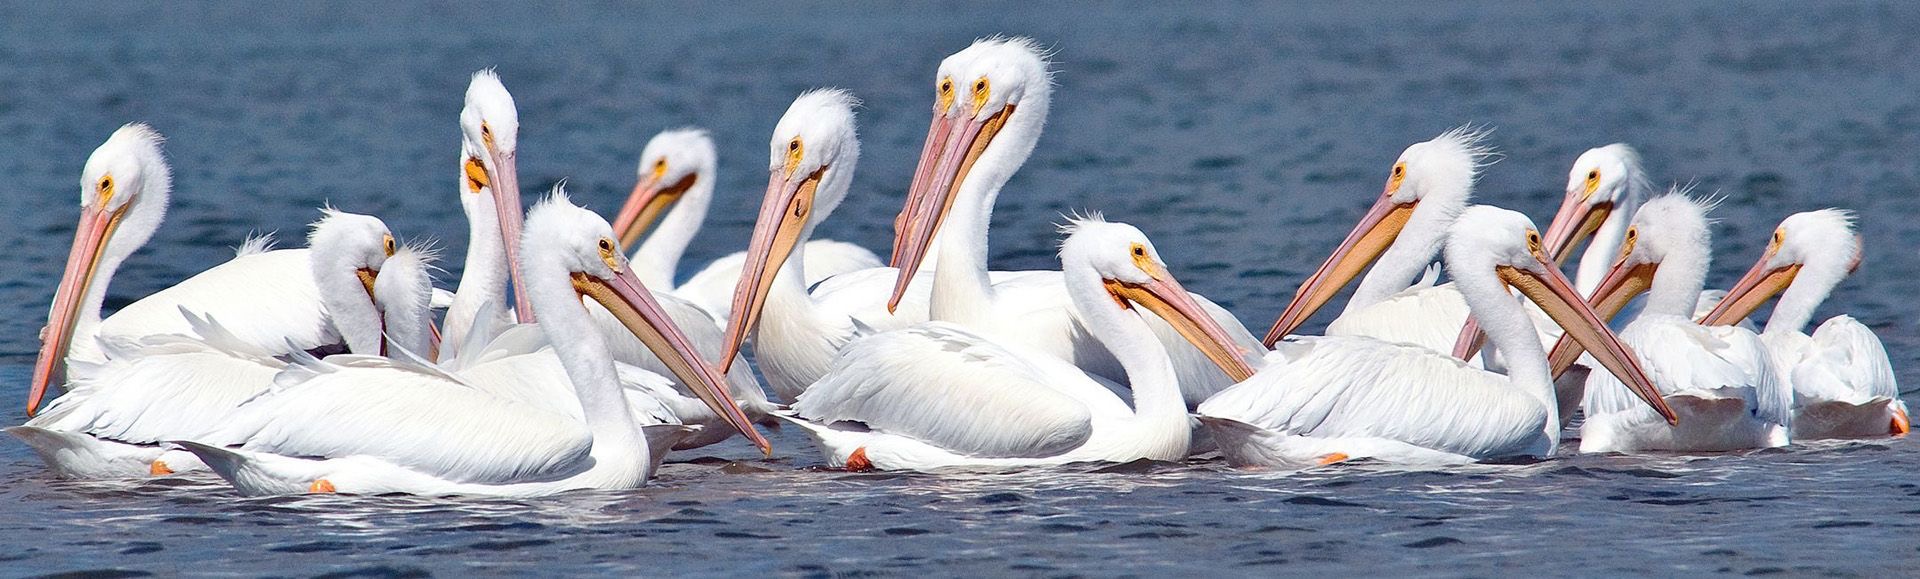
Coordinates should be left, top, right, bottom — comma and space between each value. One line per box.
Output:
1200, 206, 1673, 467
1699, 209, 1905, 439
613, 127, 882, 322
1572, 195, 1789, 452
175, 192, 760, 496
781, 218, 1255, 471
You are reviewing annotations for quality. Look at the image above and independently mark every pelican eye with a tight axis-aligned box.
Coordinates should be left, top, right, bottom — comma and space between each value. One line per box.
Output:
598, 238, 615, 253
651, 158, 668, 181
1132, 245, 1146, 257
1584, 169, 1601, 196
1770, 228, 1785, 250
1386, 162, 1407, 193
480, 122, 495, 149
383, 234, 396, 257
1526, 229, 1542, 253
970, 76, 991, 112
96, 175, 116, 205
1620, 226, 1638, 256
784, 138, 804, 176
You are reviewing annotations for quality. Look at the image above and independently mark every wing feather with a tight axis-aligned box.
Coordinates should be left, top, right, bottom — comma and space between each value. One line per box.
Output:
795, 323, 1094, 458
210, 356, 593, 484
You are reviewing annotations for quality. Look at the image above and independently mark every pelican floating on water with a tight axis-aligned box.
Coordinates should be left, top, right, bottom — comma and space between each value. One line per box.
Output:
779, 217, 1254, 471
611, 128, 881, 322
13, 208, 416, 478
1199, 206, 1675, 467
885, 37, 1261, 405
24, 124, 381, 417
1258, 127, 1549, 361
175, 194, 764, 497
1698, 209, 1905, 439
1550, 194, 1789, 452
431, 74, 773, 446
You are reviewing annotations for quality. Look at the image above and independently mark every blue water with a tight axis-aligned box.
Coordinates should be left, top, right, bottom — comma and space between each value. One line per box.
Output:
1, 2, 1916, 576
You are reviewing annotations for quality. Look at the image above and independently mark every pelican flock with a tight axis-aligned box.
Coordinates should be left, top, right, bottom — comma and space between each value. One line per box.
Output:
8, 36, 1904, 497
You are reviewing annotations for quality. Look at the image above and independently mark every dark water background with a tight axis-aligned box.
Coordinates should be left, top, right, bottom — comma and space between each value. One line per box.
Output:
2, 2, 1917, 576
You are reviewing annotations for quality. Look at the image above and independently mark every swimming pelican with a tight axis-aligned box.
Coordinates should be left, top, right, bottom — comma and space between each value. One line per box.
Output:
441, 70, 533, 360
1454, 144, 1745, 362
1548, 194, 1789, 452
884, 37, 1261, 404
779, 217, 1254, 471
1698, 210, 1905, 439
1198, 206, 1674, 467
422, 74, 771, 442
11, 210, 409, 478
1258, 127, 1540, 359
25, 124, 389, 416
611, 128, 881, 321
175, 194, 765, 497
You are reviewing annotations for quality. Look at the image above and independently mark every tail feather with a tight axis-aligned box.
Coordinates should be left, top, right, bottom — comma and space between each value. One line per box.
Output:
641, 425, 698, 477
5, 426, 159, 479
170, 440, 326, 496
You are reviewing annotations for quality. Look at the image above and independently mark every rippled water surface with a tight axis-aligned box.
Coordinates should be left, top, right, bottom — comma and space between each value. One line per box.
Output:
2, 2, 1918, 576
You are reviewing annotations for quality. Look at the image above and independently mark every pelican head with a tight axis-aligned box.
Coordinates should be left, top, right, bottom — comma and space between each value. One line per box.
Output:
717, 89, 862, 373
1541, 143, 1650, 263
1446, 206, 1677, 425
1261, 126, 1494, 346
29, 123, 172, 416
1701, 208, 1861, 327
307, 208, 399, 356
887, 36, 1052, 311
613, 128, 716, 251
372, 242, 440, 359
1545, 193, 1713, 375
458, 69, 532, 322
1059, 216, 1256, 382
522, 189, 769, 454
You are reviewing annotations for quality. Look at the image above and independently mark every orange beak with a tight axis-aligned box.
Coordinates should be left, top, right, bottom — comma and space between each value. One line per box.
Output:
1261, 190, 1417, 347
1501, 244, 1676, 425
717, 167, 825, 375
886, 104, 1015, 313
578, 264, 770, 455
29, 201, 129, 416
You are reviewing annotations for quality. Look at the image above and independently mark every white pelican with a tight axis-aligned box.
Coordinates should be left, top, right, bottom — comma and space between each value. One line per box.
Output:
611, 127, 881, 321
1198, 206, 1675, 467
426, 74, 772, 443
174, 194, 765, 497
24, 124, 389, 416
11, 209, 409, 478
1549, 194, 1789, 452
441, 70, 533, 360
1698, 209, 1905, 439
778, 217, 1254, 471
1459, 144, 1743, 351
883, 37, 1262, 404
1258, 127, 1532, 359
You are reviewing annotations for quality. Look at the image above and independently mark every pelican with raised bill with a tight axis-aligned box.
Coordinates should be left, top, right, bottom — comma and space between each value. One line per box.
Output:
22, 123, 407, 417
173, 192, 767, 497
1544, 194, 1789, 452
884, 37, 1262, 406
611, 128, 881, 323
12, 208, 417, 478
441, 70, 534, 361
777, 217, 1255, 472
1198, 206, 1676, 467
426, 75, 773, 448
1698, 209, 1905, 440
